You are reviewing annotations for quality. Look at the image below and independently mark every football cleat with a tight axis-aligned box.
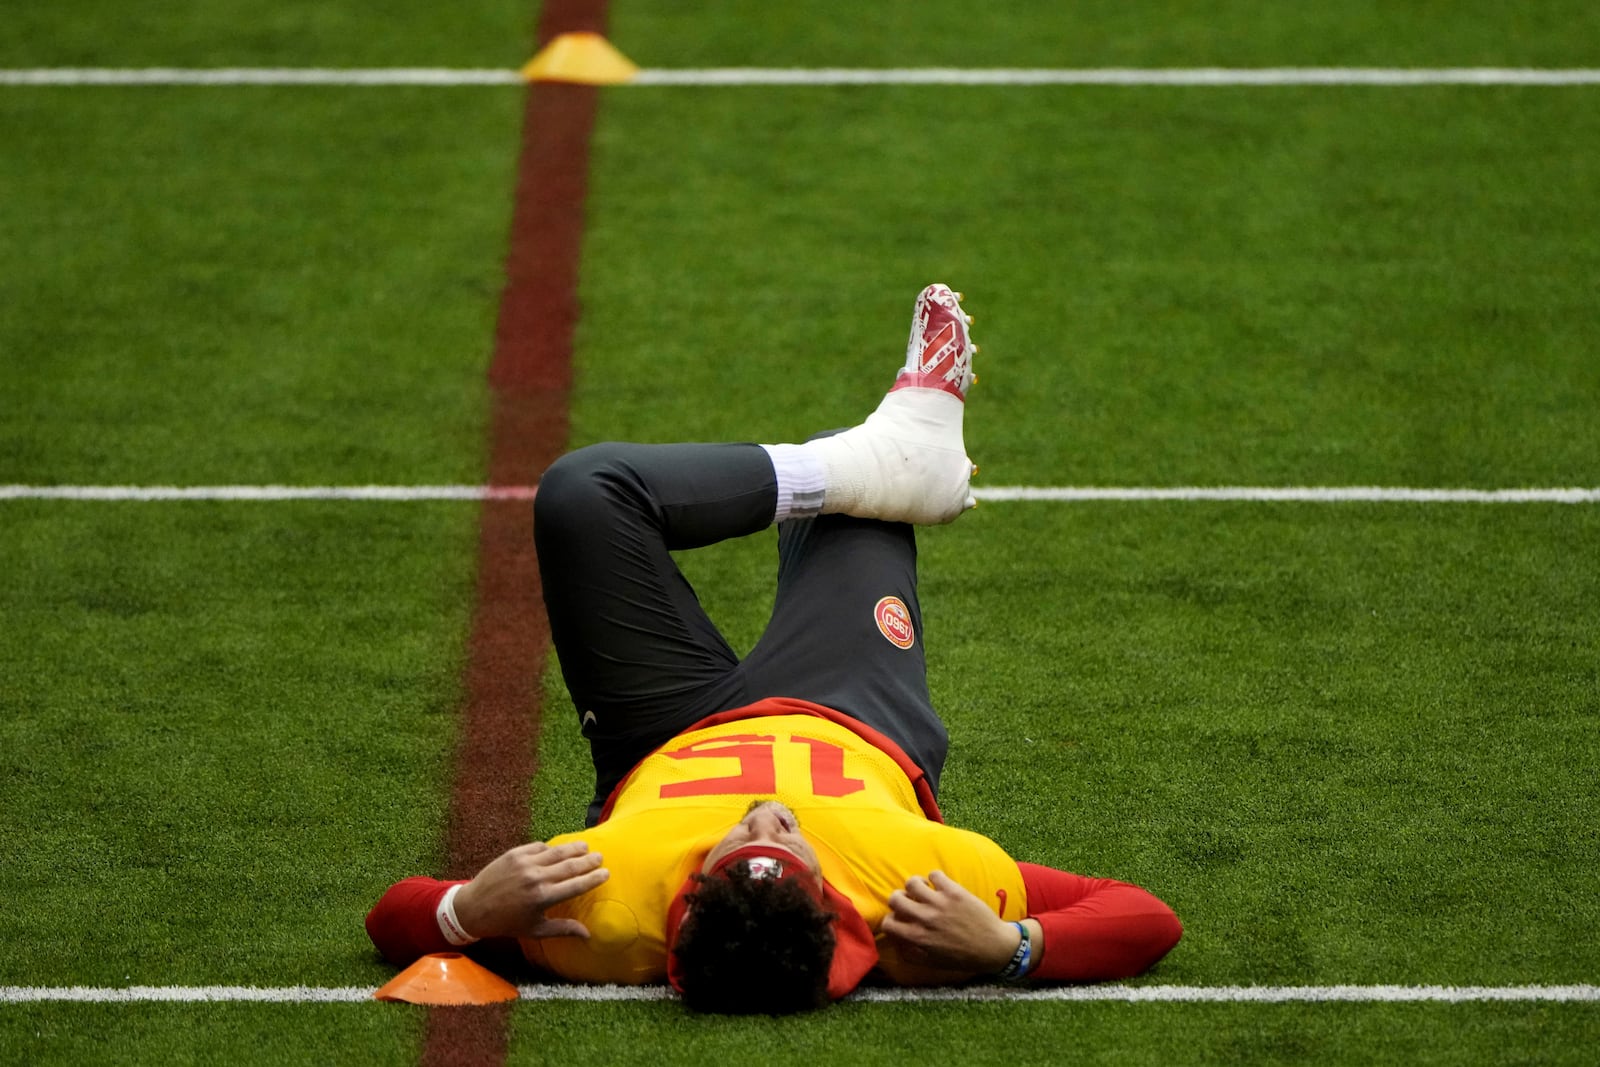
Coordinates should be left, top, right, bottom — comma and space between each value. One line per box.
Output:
806, 284, 979, 525
890, 283, 977, 400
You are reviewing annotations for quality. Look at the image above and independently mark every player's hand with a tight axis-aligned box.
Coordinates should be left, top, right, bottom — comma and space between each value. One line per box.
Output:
880, 870, 1023, 974
453, 841, 609, 941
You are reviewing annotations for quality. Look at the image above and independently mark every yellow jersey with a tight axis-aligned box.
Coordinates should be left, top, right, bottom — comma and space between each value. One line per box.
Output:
521, 700, 1026, 985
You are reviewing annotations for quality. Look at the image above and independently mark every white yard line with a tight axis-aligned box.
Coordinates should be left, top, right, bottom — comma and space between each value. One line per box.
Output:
2, 983, 1596, 1004
0, 986, 377, 1003
0, 485, 538, 501
0, 68, 521, 85
3, 67, 1600, 88
973, 486, 1600, 503
630, 67, 1600, 87
2, 485, 1597, 504
851, 983, 1600, 1003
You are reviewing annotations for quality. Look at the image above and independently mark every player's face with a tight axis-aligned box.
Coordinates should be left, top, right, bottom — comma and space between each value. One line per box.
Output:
700, 799, 821, 877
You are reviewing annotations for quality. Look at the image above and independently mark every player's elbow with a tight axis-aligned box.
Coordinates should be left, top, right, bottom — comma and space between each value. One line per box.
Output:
1106, 900, 1184, 980
1144, 904, 1183, 969
364, 904, 410, 967
1094, 908, 1184, 985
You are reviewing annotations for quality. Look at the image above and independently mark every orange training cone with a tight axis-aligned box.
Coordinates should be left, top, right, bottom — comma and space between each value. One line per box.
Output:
373, 953, 519, 1005
520, 32, 639, 84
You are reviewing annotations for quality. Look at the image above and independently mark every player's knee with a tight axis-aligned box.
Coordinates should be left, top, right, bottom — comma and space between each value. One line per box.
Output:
535, 445, 627, 533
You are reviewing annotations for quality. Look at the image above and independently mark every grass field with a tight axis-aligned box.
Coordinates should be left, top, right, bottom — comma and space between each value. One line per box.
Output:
3, 2, 1598, 1063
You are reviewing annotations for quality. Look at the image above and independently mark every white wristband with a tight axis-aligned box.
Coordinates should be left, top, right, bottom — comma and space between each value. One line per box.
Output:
436, 884, 479, 946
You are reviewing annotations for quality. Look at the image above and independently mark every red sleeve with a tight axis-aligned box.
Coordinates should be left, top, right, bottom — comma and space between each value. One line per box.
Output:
364, 877, 470, 966
1018, 862, 1182, 981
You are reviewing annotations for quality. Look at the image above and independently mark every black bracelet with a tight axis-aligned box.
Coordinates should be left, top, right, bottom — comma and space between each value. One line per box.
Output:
996, 921, 1031, 981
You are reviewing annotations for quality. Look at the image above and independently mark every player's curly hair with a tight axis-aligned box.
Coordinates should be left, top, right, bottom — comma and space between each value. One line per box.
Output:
671, 862, 836, 1015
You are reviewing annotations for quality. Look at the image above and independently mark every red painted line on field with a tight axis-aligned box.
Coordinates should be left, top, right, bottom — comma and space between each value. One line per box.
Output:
420, 2, 608, 1065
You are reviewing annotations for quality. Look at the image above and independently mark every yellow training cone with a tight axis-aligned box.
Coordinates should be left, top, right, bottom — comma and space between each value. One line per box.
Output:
521, 32, 639, 85
374, 953, 519, 1005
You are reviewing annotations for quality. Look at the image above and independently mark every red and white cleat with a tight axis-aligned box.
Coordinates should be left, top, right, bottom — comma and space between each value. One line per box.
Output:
890, 283, 977, 400
802, 284, 979, 525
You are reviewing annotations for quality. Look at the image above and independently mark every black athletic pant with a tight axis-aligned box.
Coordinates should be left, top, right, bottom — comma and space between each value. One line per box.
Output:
533, 441, 949, 826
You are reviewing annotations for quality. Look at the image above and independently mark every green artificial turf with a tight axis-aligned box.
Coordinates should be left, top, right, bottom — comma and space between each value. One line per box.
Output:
1, 1004, 421, 1066
0, 86, 519, 485
573, 85, 1600, 487
922, 504, 1600, 986
9, 0, 1600, 70
612, 1, 1600, 69
507, 1000, 1600, 1067
0, 502, 478, 986
0, 0, 538, 68
5, 0, 1600, 1063
6, 999, 1594, 1066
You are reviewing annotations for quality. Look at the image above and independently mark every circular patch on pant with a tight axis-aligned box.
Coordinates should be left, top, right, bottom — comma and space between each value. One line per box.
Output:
874, 595, 916, 650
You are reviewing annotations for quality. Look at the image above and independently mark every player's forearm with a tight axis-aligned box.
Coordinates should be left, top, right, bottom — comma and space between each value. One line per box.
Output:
1017, 863, 1182, 981
1027, 891, 1182, 980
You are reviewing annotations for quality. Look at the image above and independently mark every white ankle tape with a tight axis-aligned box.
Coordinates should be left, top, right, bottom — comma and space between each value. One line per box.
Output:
802, 388, 972, 525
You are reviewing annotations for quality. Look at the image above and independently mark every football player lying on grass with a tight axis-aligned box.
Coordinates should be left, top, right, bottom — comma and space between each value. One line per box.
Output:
368, 285, 1182, 1012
